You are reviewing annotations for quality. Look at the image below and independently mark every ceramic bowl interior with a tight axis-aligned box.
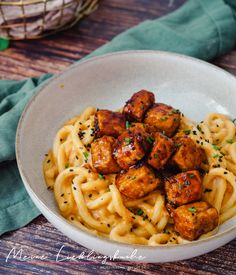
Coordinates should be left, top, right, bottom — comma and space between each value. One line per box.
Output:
16, 51, 236, 263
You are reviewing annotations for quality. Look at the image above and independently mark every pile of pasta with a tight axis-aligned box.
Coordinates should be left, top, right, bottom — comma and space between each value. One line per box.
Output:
43, 107, 236, 245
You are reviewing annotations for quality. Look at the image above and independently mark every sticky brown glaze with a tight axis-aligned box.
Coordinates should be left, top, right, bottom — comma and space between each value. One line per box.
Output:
95, 110, 126, 138
113, 123, 150, 170
91, 136, 121, 174
165, 170, 202, 207
171, 136, 203, 171
115, 164, 161, 199
144, 103, 181, 137
148, 132, 174, 170
123, 90, 155, 122
173, 201, 219, 241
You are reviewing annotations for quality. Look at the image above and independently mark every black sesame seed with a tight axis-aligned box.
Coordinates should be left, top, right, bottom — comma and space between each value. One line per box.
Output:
204, 188, 212, 193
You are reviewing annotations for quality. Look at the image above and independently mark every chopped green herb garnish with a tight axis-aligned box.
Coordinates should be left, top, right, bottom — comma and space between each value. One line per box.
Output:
137, 209, 143, 216
213, 154, 219, 158
98, 173, 105, 179
174, 143, 181, 148
154, 154, 159, 159
226, 139, 234, 144
189, 174, 195, 178
160, 117, 167, 121
212, 144, 220, 151
83, 151, 89, 160
131, 176, 136, 180
65, 163, 69, 168
171, 109, 179, 114
183, 129, 191, 135
126, 121, 132, 129
188, 207, 197, 213
146, 136, 154, 144
124, 137, 131, 145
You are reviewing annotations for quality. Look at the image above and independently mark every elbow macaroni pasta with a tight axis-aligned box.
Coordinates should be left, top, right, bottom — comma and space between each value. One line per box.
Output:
43, 108, 236, 245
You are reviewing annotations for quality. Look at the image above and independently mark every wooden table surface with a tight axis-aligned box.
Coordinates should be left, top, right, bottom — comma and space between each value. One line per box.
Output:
1, 0, 236, 274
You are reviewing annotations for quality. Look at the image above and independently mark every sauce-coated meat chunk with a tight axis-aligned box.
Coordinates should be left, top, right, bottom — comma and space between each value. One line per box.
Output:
91, 136, 120, 174
165, 170, 202, 207
123, 90, 155, 122
173, 201, 219, 241
95, 110, 125, 138
113, 124, 150, 170
144, 103, 181, 137
116, 165, 161, 199
172, 136, 203, 171
148, 132, 174, 170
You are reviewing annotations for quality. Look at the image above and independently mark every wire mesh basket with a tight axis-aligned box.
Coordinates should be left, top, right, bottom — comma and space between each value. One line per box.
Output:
0, 0, 99, 40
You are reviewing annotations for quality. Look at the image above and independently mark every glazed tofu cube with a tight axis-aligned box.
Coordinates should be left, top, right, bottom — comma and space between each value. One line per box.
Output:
173, 201, 219, 241
144, 103, 180, 137
91, 136, 120, 174
172, 136, 203, 171
113, 124, 150, 170
148, 132, 174, 170
165, 170, 202, 207
95, 110, 126, 138
123, 90, 155, 121
115, 165, 161, 199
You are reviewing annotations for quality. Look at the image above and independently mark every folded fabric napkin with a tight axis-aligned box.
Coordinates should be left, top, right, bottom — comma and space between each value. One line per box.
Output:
1, 0, 236, 235
0, 37, 9, 51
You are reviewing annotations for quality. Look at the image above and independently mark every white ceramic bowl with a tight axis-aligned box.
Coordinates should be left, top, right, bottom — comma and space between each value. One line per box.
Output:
16, 51, 236, 263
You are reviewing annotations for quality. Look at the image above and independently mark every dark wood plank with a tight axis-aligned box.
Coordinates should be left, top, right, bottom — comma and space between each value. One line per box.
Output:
0, 0, 236, 274
1, 216, 236, 275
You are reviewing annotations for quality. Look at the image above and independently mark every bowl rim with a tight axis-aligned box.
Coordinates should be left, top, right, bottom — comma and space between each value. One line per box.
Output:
16, 49, 236, 250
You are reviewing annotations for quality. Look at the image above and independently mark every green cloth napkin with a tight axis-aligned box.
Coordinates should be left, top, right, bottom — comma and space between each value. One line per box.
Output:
1, 0, 236, 235
0, 38, 9, 51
